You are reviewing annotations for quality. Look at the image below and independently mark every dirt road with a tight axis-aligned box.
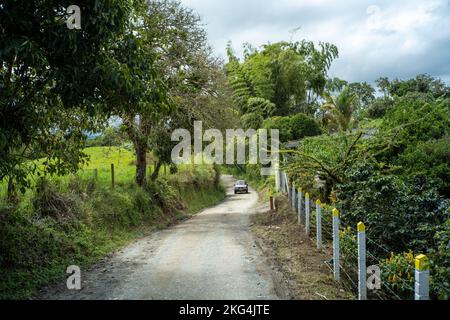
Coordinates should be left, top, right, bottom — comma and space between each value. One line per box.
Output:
40, 175, 281, 300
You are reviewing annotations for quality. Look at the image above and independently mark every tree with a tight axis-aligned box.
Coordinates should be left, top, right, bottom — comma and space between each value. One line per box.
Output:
121, 0, 226, 185
0, 0, 134, 196
241, 113, 264, 130
246, 97, 275, 118
226, 40, 338, 117
322, 87, 357, 132
290, 113, 322, 140
376, 74, 449, 99
348, 82, 375, 116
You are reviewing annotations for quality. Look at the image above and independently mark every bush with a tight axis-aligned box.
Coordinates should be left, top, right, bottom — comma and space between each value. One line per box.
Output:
241, 112, 264, 130
263, 116, 293, 142
33, 178, 83, 222
246, 97, 275, 118
379, 252, 415, 299
290, 113, 322, 140
366, 97, 394, 119
336, 164, 449, 255
398, 137, 450, 197
429, 219, 450, 300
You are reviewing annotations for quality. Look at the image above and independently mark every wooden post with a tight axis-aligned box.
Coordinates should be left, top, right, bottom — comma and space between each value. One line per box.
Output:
111, 163, 115, 190
270, 196, 274, 211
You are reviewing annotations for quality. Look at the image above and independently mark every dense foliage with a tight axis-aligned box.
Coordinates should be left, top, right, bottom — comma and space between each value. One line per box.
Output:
284, 82, 449, 299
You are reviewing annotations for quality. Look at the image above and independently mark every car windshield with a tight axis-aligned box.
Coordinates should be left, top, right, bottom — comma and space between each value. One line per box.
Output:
236, 181, 246, 185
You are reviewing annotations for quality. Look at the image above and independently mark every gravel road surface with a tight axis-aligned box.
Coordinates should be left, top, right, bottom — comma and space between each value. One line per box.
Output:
40, 175, 281, 300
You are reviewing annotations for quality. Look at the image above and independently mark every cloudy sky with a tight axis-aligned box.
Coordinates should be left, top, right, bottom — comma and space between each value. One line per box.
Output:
181, 0, 450, 85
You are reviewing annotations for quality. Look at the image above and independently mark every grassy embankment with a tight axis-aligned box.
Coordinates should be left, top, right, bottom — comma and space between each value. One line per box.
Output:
0, 147, 225, 299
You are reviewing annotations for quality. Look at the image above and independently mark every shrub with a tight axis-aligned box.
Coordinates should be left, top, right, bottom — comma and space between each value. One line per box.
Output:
263, 116, 293, 142
33, 178, 83, 222
336, 164, 449, 255
398, 137, 450, 197
290, 113, 322, 140
241, 112, 264, 130
379, 252, 415, 299
246, 97, 275, 118
428, 219, 450, 300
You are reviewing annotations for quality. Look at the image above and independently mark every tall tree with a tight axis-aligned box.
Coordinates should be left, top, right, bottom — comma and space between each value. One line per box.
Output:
121, 0, 227, 185
0, 0, 134, 195
225, 40, 338, 117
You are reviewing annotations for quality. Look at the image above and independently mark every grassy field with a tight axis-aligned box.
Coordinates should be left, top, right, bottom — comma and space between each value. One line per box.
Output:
0, 147, 225, 299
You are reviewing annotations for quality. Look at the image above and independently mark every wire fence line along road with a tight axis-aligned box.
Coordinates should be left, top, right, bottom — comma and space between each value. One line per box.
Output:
275, 170, 430, 300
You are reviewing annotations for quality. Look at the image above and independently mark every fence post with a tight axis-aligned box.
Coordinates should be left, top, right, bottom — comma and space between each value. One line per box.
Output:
284, 172, 289, 194
111, 163, 115, 190
332, 208, 340, 282
305, 193, 310, 236
291, 184, 296, 209
297, 188, 303, 225
357, 222, 367, 300
415, 254, 430, 300
275, 168, 281, 192
269, 196, 274, 211
316, 200, 322, 250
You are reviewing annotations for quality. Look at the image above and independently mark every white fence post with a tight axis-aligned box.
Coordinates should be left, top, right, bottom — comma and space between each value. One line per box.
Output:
288, 183, 292, 203
291, 184, 296, 209
284, 172, 289, 194
357, 222, 367, 300
415, 254, 430, 300
275, 168, 281, 192
316, 200, 322, 250
332, 208, 340, 282
297, 188, 302, 225
305, 193, 310, 236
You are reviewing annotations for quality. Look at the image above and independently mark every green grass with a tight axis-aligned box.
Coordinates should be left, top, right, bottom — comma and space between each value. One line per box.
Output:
0, 147, 225, 299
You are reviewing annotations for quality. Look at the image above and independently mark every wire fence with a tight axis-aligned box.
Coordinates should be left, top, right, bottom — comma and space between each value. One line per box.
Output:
277, 170, 430, 300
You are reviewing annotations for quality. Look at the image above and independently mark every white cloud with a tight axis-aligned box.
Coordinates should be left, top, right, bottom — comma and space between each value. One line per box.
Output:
182, 0, 450, 84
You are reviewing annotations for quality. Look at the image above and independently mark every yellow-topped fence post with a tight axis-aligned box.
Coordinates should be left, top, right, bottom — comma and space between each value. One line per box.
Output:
305, 193, 310, 236
357, 222, 367, 300
332, 208, 340, 282
316, 200, 322, 250
414, 254, 430, 300
297, 188, 303, 225
291, 183, 296, 209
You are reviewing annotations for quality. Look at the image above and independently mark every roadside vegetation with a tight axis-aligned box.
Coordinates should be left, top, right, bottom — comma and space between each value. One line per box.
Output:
1, 0, 231, 299
1, 0, 448, 300
224, 39, 449, 300
0, 146, 224, 299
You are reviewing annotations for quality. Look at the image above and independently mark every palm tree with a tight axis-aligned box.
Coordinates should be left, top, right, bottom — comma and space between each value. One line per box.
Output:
321, 87, 357, 132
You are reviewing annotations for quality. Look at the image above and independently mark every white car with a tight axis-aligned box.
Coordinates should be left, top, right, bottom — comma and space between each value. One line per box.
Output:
234, 180, 249, 194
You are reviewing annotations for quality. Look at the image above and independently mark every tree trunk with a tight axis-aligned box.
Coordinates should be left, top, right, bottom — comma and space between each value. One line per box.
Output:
151, 161, 162, 181
7, 177, 17, 203
123, 113, 151, 187
135, 142, 147, 186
